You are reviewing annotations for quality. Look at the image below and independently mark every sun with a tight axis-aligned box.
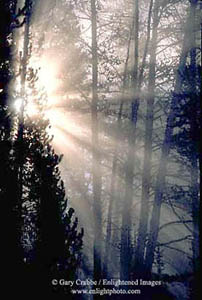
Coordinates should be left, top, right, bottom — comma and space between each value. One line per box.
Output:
39, 66, 62, 95
13, 49, 87, 156
14, 98, 23, 113
30, 55, 63, 99
14, 97, 38, 117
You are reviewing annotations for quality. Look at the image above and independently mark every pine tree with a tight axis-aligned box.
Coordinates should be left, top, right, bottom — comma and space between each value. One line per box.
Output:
144, 0, 200, 275
1, 1, 83, 296
170, 63, 200, 299
134, 0, 159, 278
13, 67, 84, 297
0, 1, 26, 295
120, 0, 139, 281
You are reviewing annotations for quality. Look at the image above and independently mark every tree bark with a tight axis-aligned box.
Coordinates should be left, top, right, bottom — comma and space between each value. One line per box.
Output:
91, 0, 102, 284
134, 1, 159, 277
188, 1, 200, 296
103, 23, 133, 278
17, 0, 31, 210
144, 1, 198, 274
120, 0, 139, 281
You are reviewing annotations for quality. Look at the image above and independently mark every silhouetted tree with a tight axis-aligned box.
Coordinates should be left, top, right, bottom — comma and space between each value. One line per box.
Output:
14, 64, 84, 297
170, 62, 200, 299
0, 1, 26, 296
134, 0, 159, 278
144, 0, 200, 276
25, 118, 83, 296
1, 1, 83, 297
120, 0, 139, 281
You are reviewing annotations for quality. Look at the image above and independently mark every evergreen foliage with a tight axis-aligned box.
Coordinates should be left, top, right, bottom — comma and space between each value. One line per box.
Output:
0, 0, 201, 299
171, 65, 200, 161
14, 70, 83, 296
0, 1, 83, 297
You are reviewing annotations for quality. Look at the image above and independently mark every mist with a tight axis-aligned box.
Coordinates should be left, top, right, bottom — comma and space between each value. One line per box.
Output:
1, 0, 200, 299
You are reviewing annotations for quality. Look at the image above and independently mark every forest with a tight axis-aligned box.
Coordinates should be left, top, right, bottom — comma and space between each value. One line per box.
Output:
0, 0, 201, 299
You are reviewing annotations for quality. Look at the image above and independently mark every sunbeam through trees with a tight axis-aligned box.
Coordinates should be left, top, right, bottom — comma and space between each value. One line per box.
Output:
0, 0, 201, 299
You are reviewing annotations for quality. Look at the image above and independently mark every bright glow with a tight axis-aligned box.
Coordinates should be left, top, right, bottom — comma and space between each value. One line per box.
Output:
26, 102, 38, 117
44, 107, 91, 155
14, 98, 38, 117
49, 125, 77, 154
47, 95, 59, 107
15, 50, 85, 153
14, 98, 23, 112
39, 66, 62, 94
46, 109, 82, 136
30, 55, 62, 97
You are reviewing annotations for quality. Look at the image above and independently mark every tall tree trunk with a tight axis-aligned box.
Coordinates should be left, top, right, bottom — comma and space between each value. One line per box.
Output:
16, 0, 33, 295
103, 24, 132, 278
17, 0, 31, 221
91, 0, 102, 284
188, 1, 200, 297
110, 174, 123, 277
120, 0, 139, 281
0, 0, 29, 297
144, 1, 198, 275
14, 0, 31, 278
190, 128, 199, 297
103, 156, 119, 278
134, 1, 159, 277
